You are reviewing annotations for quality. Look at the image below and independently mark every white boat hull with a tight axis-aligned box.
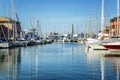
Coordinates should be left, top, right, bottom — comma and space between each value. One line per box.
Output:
86, 43, 108, 51
0, 42, 12, 48
86, 38, 107, 51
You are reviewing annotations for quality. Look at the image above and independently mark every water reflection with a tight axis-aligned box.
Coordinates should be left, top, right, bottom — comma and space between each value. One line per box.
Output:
85, 50, 120, 80
0, 43, 119, 80
0, 48, 21, 80
105, 57, 120, 80
35, 47, 38, 79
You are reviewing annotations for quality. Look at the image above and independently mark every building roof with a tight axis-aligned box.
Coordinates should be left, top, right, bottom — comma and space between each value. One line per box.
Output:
110, 15, 120, 22
0, 16, 15, 22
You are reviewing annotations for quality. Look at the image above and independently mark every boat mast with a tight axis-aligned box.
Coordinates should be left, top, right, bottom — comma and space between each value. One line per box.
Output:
30, 19, 34, 39
12, 0, 19, 40
36, 19, 39, 36
101, 0, 104, 35
117, 0, 119, 36
7, 6, 10, 41
12, 0, 15, 40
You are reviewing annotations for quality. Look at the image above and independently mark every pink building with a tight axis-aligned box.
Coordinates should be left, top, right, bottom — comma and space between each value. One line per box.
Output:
110, 16, 120, 36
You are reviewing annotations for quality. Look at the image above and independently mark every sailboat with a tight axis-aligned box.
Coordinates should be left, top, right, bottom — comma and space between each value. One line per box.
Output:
102, 0, 120, 51
86, 0, 108, 51
10, 0, 29, 47
34, 19, 42, 44
28, 19, 42, 45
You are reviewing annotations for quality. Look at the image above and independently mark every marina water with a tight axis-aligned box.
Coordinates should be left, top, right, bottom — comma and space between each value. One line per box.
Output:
0, 42, 119, 80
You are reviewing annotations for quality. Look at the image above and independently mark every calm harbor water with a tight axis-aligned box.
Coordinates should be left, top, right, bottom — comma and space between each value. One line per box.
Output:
0, 42, 119, 80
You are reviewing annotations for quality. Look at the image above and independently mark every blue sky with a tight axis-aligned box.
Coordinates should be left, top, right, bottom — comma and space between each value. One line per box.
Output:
0, 0, 118, 34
